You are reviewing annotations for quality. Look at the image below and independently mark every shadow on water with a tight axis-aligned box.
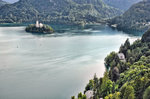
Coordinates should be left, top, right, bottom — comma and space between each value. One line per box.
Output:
0, 23, 144, 37
110, 27, 144, 37
49, 24, 144, 37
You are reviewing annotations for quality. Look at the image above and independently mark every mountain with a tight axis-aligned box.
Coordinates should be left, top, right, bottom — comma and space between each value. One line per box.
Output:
0, 0, 7, 7
0, 0, 121, 24
108, 0, 150, 33
103, 0, 142, 11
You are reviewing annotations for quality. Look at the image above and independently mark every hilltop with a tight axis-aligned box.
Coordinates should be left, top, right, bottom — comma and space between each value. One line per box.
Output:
108, 0, 150, 33
103, 0, 142, 11
0, 0, 121, 24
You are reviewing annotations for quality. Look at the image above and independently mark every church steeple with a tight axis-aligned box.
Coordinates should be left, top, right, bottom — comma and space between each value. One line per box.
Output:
36, 20, 39, 28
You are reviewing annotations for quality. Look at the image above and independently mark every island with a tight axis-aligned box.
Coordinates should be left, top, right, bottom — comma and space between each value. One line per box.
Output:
25, 21, 54, 34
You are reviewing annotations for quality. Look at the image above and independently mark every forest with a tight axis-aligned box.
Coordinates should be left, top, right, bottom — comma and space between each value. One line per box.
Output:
72, 27, 150, 99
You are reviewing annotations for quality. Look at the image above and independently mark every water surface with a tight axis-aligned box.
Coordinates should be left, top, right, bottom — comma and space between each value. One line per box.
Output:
0, 25, 139, 99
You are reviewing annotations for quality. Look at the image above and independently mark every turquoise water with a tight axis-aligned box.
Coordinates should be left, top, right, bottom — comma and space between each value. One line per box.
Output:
0, 25, 139, 99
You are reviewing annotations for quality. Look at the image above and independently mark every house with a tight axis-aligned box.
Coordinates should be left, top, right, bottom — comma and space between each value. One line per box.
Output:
111, 24, 117, 28
85, 90, 93, 99
117, 53, 126, 62
39, 23, 43, 28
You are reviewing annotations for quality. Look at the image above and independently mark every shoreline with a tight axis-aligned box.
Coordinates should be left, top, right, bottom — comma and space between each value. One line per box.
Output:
0, 22, 145, 36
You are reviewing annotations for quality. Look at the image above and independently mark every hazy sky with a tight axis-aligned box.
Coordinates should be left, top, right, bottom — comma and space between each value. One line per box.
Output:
4, 0, 18, 3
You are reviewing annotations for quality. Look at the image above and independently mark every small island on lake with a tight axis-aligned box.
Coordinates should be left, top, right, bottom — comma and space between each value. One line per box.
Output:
25, 21, 54, 34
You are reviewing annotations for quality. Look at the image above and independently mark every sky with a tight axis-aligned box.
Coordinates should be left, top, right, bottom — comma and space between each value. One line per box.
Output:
3, 0, 18, 3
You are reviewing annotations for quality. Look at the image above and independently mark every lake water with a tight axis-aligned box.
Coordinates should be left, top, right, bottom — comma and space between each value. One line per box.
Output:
0, 25, 140, 99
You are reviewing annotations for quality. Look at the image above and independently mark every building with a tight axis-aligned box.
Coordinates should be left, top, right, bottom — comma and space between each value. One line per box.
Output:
117, 53, 126, 62
85, 90, 93, 99
39, 23, 43, 28
36, 20, 43, 28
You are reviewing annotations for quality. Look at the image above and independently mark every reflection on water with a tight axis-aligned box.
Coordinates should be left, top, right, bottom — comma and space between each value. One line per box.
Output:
0, 25, 139, 99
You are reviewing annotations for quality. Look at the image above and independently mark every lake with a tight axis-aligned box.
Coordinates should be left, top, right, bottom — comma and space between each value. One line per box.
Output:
0, 25, 140, 99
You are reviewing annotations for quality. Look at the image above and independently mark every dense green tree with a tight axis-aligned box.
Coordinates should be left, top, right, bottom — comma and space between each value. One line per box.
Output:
124, 39, 130, 49
78, 92, 83, 98
143, 86, 150, 99
133, 75, 149, 98
104, 94, 113, 99
82, 95, 87, 99
94, 74, 99, 86
71, 96, 75, 99
105, 52, 119, 70
93, 74, 99, 98
120, 83, 135, 99
101, 72, 113, 98
128, 57, 135, 64
104, 92, 121, 99
119, 38, 130, 57
113, 92, 121, 99
123, 86, 135, 99
85, 80, 94, 91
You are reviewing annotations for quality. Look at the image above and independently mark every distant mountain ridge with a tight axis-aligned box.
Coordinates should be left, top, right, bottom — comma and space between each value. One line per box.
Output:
3, 0, 17, 3
108, 0, 150, 33
0, 0, 121, 24
103, 0, 142, 11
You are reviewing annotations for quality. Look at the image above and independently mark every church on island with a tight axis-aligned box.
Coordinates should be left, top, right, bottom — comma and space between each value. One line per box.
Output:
35, 20, 43, 28
25, 21, 54, 34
